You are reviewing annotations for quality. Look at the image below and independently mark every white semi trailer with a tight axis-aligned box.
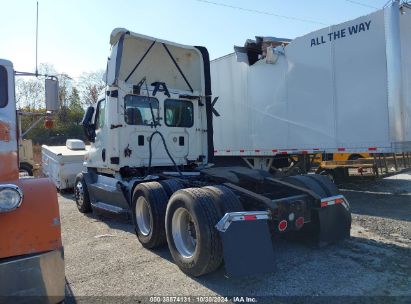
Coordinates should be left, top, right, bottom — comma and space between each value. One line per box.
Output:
74, 27, 352, 277
211, 1, 411, 172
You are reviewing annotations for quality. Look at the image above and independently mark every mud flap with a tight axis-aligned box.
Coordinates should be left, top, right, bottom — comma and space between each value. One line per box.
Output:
216, 211, 276, 277
306, 196, 351, 246
315, 204, 351, 245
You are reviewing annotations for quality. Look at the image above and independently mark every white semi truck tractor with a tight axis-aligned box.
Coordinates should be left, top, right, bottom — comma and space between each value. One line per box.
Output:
75, 29, 351, 277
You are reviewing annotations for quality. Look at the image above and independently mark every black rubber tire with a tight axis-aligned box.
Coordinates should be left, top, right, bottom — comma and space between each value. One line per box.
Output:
74, 173, 92, 213
202, 185, 244, 216
19, 162, 33, 176
160, 179, 185, 197
165, 188, 223, 277
332, 167, 349, 183
348, 154, 363, 161
132, 182, 169, 249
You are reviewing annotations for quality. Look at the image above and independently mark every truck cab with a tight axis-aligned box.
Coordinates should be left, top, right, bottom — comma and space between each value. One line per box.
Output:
82, 29, 212, 177
0, 59, 65, 300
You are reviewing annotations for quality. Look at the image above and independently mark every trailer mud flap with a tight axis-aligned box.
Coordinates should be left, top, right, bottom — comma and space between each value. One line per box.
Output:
215, 211, 275, 277
314, 196, 351, 245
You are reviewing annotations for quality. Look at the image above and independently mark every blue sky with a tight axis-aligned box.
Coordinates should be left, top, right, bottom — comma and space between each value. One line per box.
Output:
0, 0, 389, 77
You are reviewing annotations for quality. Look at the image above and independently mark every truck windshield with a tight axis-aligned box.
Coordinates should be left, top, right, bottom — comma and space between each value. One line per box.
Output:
0, 66, 8, 108
164, 99, 193, 128
124, 95, 159, 126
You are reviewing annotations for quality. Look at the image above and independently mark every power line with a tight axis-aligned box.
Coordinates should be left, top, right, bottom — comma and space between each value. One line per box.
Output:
344, 0, 379, 9
194, 0, 327, 25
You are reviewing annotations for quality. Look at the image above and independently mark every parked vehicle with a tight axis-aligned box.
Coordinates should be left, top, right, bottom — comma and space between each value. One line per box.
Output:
17, 111, 55, 176
211, 2, 411, 173
42, 139, 89, 190
74, 27, 351, 277
18, 139, 37, 176
0, 59, 65, 300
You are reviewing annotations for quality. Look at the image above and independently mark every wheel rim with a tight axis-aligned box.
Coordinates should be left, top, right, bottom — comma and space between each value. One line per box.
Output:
172, 208, 197, 258
75, 181, 84, 206
19, 169, 30, 177
135, 197, 151, 236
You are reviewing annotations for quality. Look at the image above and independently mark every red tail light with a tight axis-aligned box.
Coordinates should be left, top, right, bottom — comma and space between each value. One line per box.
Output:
244, 215, 257, 221
295, 217, 304, 229
278, 220, 288, 232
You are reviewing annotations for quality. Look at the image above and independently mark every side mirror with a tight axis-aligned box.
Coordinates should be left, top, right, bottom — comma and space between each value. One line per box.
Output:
45, 78, 59, 111
82, 106, 96, 142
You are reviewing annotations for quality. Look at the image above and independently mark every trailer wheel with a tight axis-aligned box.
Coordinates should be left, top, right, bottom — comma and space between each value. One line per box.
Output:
132, 182, 169, 249
160, 179, 185, 197
74, 173, 92, 213
203, 185, 244, 215
19, 162, 33, 176
166, 188, 223, 277
348, 154, 363, 161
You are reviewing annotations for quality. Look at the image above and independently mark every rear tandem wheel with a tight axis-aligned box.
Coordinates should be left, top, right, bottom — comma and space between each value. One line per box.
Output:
132, 182, 169, 249
202, 185, 244, 215
160, 179, 185, 197
165, 188, 224, 277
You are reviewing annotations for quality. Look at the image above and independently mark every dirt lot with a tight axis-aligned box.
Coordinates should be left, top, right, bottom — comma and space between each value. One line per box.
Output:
60, 171, 411, 302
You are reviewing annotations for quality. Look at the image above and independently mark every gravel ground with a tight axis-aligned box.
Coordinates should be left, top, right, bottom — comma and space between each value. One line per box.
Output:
60, 171, 411, 302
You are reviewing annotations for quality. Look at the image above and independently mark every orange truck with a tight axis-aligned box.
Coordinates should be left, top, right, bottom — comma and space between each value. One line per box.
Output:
0, 59, 65, 301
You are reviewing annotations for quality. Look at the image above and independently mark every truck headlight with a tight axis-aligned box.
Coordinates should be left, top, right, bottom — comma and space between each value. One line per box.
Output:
0, 184, 23, 212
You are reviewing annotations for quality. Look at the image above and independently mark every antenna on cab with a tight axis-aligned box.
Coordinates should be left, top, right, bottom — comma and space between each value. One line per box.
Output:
35, 1, 39, 77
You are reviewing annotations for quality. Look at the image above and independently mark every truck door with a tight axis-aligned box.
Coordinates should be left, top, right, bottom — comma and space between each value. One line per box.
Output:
123, 94, 161, 165
163, 98, 195, 161
90, 98, 107, 168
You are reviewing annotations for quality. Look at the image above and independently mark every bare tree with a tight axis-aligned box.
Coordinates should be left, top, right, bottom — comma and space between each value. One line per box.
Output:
15, 78, 44, 110
58, 75, 73, 108
38, 62, 57, 76
77, 70, 105, 106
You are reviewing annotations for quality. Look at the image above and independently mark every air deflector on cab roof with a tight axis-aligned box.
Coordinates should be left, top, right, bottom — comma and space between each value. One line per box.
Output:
106, 28, 203, 94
